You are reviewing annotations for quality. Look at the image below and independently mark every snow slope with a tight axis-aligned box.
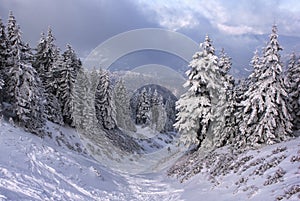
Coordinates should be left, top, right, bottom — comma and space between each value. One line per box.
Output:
0, 121, 184, 200
169, 137, 300, 201
0, 120, 299, 200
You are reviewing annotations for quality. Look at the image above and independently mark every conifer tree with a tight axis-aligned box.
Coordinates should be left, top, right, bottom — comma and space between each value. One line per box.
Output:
285, 53, 300, 130
0, 18, 8, 75
136, 87, 151, 125
213, 49, 236, 147
174, 35, 223, 149
33, 27, 63, 125
113, 78, 136, 132
239, 25, 293, 147
95, 69, 116, 130
73, 68, 90, 130
150, 89, 167, 132
164, 96, 176, 131
62, 44, 82, 76
0, 18, 8, 103
5, 11, 45, 134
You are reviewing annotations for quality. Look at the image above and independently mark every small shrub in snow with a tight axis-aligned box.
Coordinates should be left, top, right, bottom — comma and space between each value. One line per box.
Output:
290, 153, 300, 162
264, 167, 286, 186
251, 155, 287, 176
276, 184, 300, 200
272, 146, 287, 154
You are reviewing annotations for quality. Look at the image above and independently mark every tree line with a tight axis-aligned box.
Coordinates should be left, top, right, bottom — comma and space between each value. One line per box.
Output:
174, 25, 299, 150
0, 11, 298, 150
0, 11, 83, 135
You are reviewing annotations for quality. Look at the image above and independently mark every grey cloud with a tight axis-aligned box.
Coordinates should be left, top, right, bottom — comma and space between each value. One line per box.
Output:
0, 0, 158, 58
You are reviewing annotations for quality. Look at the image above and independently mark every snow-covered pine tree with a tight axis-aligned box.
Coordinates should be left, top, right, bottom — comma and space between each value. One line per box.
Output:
213, 48, 236, 148
113, 78, 136, 132
150, 89, 167, 132
248, 50, 262, 83
164, 96, 176, 131
5, 11, 45, 135
33, 32, 47, 75
54, 44, 81, 126
62, 44, 82, 77
150, 89, 159, 129
174, 35, 223, 149
239, 25, 293, 147
33, 27, 63, 125
136, 87, 151, 125
0, 18, 8, 103
95, 69, 116, 130
74, 68, 100, 136
72, 68, 90, 130
285, 52, 300, 130
0, 18, 8, 75
155, 96, 167, 132
55, 54, 74, 125
234, 51, 262, 146
43, 54, 64, 125
85, 68, 100, 134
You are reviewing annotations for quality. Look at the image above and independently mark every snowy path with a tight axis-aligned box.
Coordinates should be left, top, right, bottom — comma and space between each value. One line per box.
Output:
119, 173, 184, 201
0, 122, 186, 201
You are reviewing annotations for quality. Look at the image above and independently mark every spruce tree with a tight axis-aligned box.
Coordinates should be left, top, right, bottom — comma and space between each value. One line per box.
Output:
213, 49, 236, 148
33, 27, 63, 125
113, 78, 136, 132
239, 25, 293, 146
0, 18, 7, 103
174, 35, 223, 149
150, 89, 167, 132
136, 87, 151, 125
0, 18, 8, 76
248, 50, 262, 83
95, 69, 116, 130
5, 11, 45, 135
72, 68, 90, 130
285, 53, 300, 130
164, 96, 176, 131
55, 55, 73, 125
62, 44, 82, 76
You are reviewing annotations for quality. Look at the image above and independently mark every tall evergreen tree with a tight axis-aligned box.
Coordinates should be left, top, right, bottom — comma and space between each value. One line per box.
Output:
164, 96, 176, 131
55, 55, 73, 125
72, 68, 91, 130
285, 53, 300, 130
213, 49, 236, 148
0, 18, 8, 103
248, 50, 262, 83
174, 35, 223, 149
32, 27, 63, 125
136, 87, 151, 125
73, 68, 100, 136
151, 91, 167, 132
113, 78, 136, 132
0, 18, 8, 75
5, 11, 45, 134
62, 44, 82, 76
239, 25, 293, 147
95, 69, 116, 130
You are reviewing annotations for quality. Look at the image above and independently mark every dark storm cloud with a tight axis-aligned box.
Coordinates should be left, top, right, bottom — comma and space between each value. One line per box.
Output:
0, 0, 158, 58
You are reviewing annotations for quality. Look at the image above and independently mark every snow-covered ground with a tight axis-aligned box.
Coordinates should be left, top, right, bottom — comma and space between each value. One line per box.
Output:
0, 120, 299, 200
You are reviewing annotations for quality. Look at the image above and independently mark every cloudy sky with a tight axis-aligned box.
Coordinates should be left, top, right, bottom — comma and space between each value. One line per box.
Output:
0, 0, 300, 74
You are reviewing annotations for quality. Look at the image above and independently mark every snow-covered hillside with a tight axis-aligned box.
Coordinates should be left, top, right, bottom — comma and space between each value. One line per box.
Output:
169, 136, 300, 201
0, 120, 299, 201
0, 120, 188, 201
